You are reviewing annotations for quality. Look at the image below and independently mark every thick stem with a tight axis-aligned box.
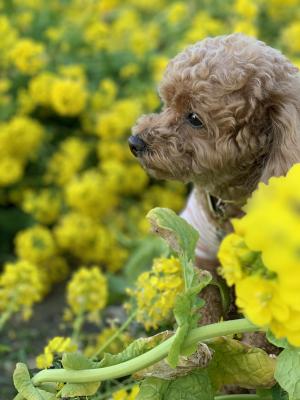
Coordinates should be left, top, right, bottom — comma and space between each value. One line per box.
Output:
32, 319, 258, 385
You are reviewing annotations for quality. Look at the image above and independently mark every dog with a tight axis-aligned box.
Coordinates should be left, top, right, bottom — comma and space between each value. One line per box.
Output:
129, 33, 300, 323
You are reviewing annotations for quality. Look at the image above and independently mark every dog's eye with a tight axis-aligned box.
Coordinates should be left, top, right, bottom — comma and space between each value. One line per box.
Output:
186, 112, 204, 128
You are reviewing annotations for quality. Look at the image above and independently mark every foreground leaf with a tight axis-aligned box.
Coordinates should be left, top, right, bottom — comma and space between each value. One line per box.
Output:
274, 347, 300, 400
13, 363, 55, 400
208, 337, 276, 389
146, 208, 199, 261
137, 370, 214, 400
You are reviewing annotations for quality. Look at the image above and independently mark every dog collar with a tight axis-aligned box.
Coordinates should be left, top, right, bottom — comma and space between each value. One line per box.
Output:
206, 192, 236, 219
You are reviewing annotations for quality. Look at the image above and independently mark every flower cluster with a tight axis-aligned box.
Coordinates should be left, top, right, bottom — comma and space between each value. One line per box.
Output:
66, 266, 108, 322
127, 257, 184, 330
219, 164, 300, 346
35, 336, 77, 369
0, 260, 43, 321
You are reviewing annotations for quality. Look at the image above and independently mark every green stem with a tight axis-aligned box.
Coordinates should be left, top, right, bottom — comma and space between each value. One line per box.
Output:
0, 308, 13, 332
215, 396, 270, 400
72, 309, 85, 343
92, 311, 137, 359
32, 318, 259, 385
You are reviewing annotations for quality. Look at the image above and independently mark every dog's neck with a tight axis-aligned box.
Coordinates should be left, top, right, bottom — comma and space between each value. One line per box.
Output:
194, 161, 265, 208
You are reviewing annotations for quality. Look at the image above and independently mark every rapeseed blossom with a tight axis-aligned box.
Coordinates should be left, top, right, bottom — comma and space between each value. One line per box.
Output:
66, 266, 108, 321
0, 260, 43, 321
219, 163, 300, 346
9, 38, 46, 74
51, 78, 87, 116
127, 257, 184, 330
15, 225, 57, 264
36, 336, 77, 369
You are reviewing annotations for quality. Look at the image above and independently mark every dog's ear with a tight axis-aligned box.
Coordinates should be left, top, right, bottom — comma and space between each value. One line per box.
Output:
260, 90, 300, 183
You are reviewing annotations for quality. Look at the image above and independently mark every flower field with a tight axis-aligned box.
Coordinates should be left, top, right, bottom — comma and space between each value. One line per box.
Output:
1, 0, 300, 399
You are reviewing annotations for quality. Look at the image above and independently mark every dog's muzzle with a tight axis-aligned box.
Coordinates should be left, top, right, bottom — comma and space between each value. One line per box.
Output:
128, 135, 147, 157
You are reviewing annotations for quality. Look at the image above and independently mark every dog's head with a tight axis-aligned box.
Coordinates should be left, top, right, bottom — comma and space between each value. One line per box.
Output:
130, 34, 300, 198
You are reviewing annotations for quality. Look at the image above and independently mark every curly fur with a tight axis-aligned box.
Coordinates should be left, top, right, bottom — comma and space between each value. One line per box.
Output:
133, 34, 300, 211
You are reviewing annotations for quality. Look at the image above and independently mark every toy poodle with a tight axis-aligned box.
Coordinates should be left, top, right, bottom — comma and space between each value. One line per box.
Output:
129, 33, 300, 323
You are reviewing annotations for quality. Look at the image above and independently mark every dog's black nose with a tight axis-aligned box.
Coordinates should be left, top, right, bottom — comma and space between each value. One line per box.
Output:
128, 135, 147, 157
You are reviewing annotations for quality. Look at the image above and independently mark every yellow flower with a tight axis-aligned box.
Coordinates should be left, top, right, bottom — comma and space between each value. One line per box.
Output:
127, 257, 184, 330
112, 385, 140, 400
0, 116, 44, 161
66, 266, 108, 317
0, 157, 23, 187
120, 63, 140, 79
36, 337, 77, 369
167, 2, 188, 24
234, 0, 257, 20
0, 260, 43, 320
45, 138, 90, 185
15, 225, 57, 264
236, 276, 289, 327
51, 78, 88, 116
22, 189, 62, 224
219, 163, 300, 346
218, 233, 248, 286
65, 169, 118, 218
29, 72, 56, 106
10, 39, 46, 74
281, 22, 300, 54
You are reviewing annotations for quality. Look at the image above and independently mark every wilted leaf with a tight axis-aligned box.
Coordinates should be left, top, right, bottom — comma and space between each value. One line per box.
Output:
134, 343, 213, 380
274, 347, 300, 400
146, 208, 199, 261
208, 337, 276, 389
99, 331, 173, 367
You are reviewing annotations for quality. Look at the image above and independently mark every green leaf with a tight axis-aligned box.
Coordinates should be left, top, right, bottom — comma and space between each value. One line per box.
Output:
207, 337, 276, 389
146, 208, 199, 261
60, 382, 100, 397
274, 347, 300, 400
62, 352, 96, 370
13, 363, 56, 400
167, 292, 192, 368
167, 271, 212, 368
137, 378, 170, 400
99, 331, 172, 367
137, 370, 214, 400
271, 384, 289, 400
267, 331, 290, 349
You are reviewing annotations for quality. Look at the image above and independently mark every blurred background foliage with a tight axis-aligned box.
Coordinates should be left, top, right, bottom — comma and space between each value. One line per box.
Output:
1, 0, 300, 398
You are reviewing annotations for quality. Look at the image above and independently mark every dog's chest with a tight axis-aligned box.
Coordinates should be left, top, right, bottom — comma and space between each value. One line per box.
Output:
181, 189, 243, 260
